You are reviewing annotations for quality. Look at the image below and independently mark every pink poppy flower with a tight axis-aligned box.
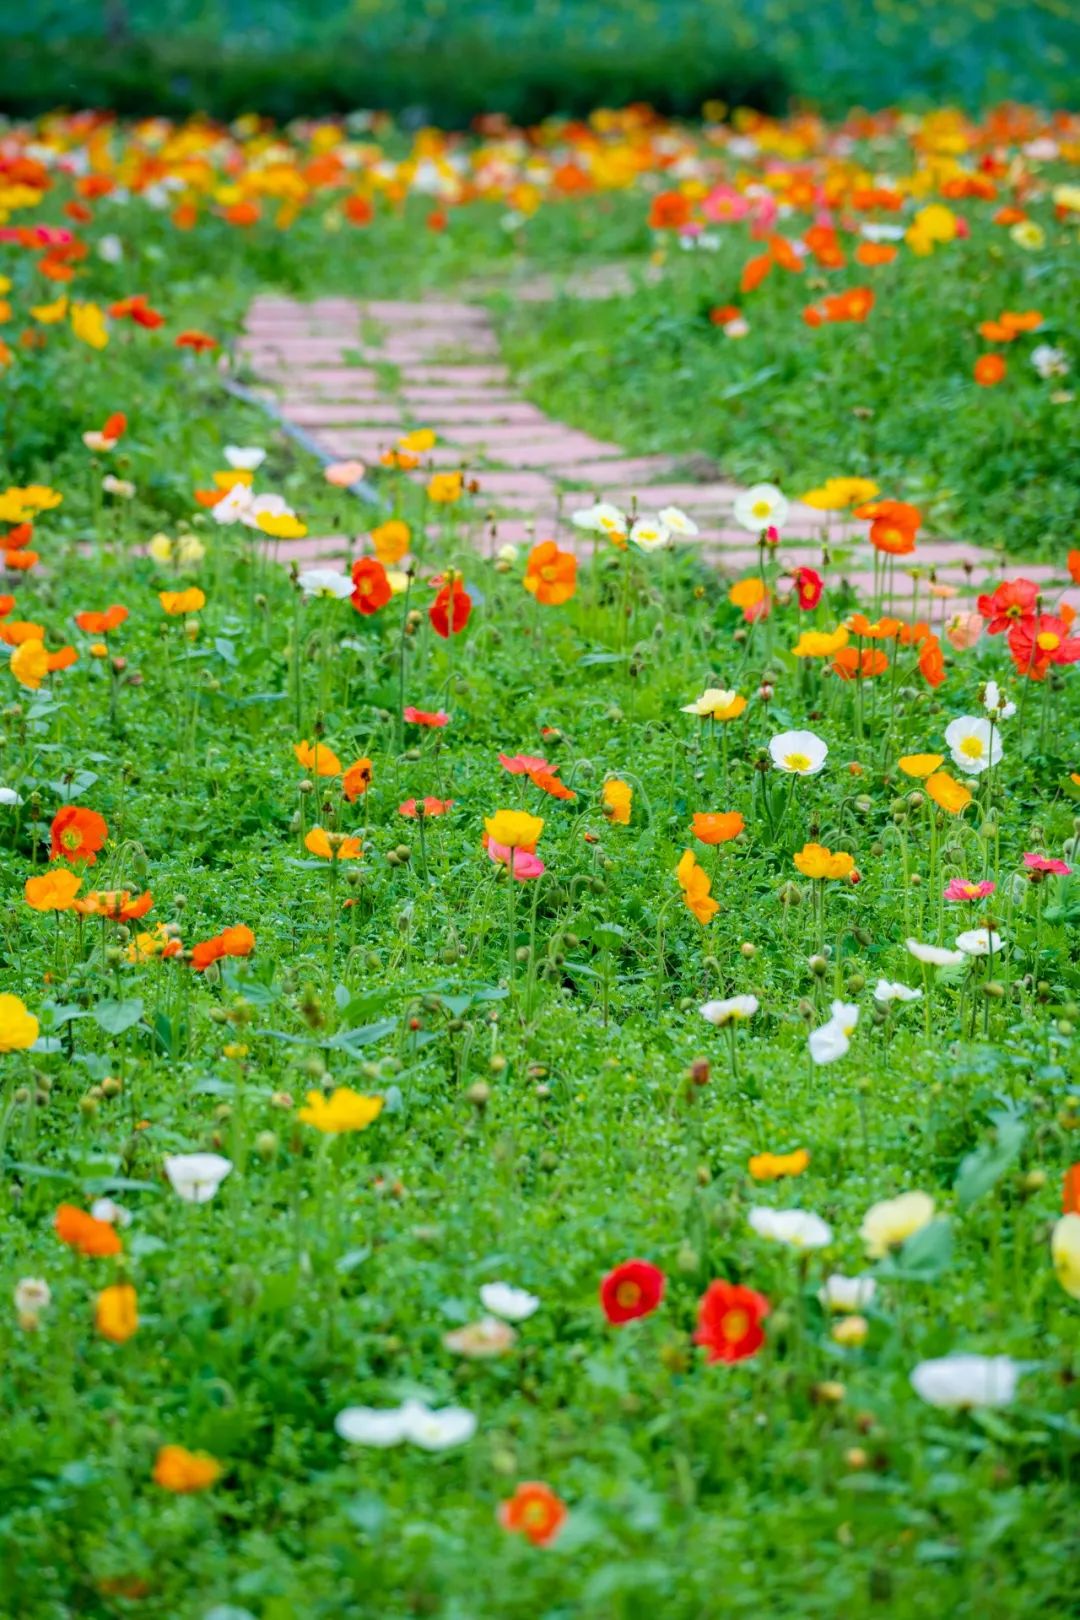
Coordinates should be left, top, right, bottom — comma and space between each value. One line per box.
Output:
399, 797, 453, 818
499, 753, 551, 775
945, 878, 996, 902
945, 612, 984, 650
486, 839, 545, 880
324, 460, 366, 487
1023, 853, 1071, 875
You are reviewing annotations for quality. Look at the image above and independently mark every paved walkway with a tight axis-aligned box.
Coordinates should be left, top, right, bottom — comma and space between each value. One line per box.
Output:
237, 295, 1077, 616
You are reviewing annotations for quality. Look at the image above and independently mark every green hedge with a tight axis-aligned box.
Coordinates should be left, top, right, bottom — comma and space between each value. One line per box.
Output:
0, 36, 790, 125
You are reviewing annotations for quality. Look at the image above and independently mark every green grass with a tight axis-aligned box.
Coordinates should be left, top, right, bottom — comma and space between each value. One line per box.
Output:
0, 108, 1079, 1620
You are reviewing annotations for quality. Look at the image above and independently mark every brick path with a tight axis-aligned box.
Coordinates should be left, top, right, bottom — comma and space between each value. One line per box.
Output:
237, 296, 1078, 615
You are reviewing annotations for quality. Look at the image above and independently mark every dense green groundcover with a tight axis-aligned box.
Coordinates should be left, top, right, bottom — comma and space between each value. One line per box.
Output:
1, 118, 1079, 1620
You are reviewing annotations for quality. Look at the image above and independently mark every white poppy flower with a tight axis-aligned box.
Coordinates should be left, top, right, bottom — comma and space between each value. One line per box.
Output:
808, 1000, 859, 1065
872, 979, 922, 1004
1030, 344, 1068, 379
818, 1273, 877, 1313
13, 1277, 51, 1316
224, 446, 267, 471
0, 787, 23, 806
944, 716, 1002, 776
629, 516, 671, 553
298, 569, 354, 600
479, 1281, 540, 1322
401, 1400, 477, 1450
163, 1152, 233, 1204
571, 502, 627, 540
102, 476, 136, 499
657, 506, 698, 537
211, 483, 254, 525
955, 928, 1003, 957
749, 1207, 833, 1249
335, 1405, 410, 1447
97, 234, 124, 264
910, 1354, 1021, 1409
242, 493, 294, 531
90, 1198, 132, 1227
981, 680, 1015, 721
769, 729, 828, 776
905, 938, 965, 968
701, 995, 759, 1026
733, 483, 788, 533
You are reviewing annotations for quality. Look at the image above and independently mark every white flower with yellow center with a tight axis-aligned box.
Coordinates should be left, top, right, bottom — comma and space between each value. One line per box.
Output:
944, 716, 1002, 776
769, 729, 828, 776
701, 994, 759, 1026
630, 515, 671, 553
657, 506, 699, 538
859, 1190, 934, 1257
571, 502, 627, 542
734, 482, 788, 533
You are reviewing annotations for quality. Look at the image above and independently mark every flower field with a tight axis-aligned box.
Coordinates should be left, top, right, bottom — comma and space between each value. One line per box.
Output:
1, 102, 1079, 1618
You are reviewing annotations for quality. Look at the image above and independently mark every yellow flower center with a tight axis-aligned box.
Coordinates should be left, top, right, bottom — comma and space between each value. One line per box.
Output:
751, 500, 771, 519
784, 752, 811, 771
959, 737, 984, 758
1037, 631, 1060, 652
721, 1308, 749, 1340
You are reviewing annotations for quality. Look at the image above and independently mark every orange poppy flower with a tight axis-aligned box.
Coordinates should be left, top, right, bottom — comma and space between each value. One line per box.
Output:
54, 1203, 122, 1257
25, 868, 81, 911
294, 740, 342, 777
159, 588, 205, 615
0, 619, 45, 645
191, 925, 255, 971
974, 354, 1006, 387
523, 541, 577, 606
5, 549, 39, 572
648, 190, 692, 230
343, 759, 373, 801
855, 499, 921, 555
51, 805, 108, 865
846, 613, 903, 639
918, 636, 947, 687
95, 1283, 138, 1342
304, 827, 363, 860
676, 850, 718, 925
926, 770, 972, 815
692, 811, 745, 844
75, 605, 128, 634
740, 253, 773, 294
152, 1445, 220, 1493
499, 1481, 568, 1547
854, 242, 898, 266
527, 766, 576, 802
73, 889, 153, 921
832, 647, 889, 680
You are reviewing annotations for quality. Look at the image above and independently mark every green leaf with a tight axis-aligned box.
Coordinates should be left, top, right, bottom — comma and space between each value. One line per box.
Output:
92, 998, 145, 1036
955, 1118, 1026, 1209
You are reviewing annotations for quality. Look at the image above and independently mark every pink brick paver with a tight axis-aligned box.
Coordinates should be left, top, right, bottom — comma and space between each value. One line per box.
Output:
238, 295, 1074, 612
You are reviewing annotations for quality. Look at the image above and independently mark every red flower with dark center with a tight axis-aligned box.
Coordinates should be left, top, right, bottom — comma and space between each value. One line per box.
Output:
693, 1279, 770, 1363
599, 1258, 666, 1324
50, 805, 108, 865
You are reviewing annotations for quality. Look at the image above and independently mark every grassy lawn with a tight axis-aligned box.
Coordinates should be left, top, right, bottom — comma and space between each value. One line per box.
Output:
0, 105, 1078, 1619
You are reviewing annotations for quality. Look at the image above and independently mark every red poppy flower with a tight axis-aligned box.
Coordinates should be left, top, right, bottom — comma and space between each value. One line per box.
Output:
430, 578, 472, 639
976, 577, 1040, 635
600, 1259, 666, 1324
403, 706, 449, 728
498, 1482, 568, 1546
499, 753, 551, 776
50, 805, 108, 865
350, 557, 392, 616
5, 524, 33, 550
693, 1279, 770, 1363
175, 330, 218, 352
791, 566, 824, 610
1008, 613, 1080, 679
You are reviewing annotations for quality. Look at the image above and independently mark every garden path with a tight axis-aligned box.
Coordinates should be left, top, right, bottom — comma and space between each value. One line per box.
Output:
236, 294, 1078, 617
